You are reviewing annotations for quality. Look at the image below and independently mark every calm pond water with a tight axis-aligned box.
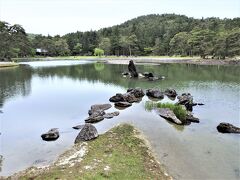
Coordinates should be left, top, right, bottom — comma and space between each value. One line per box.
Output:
0, 60, 239, 179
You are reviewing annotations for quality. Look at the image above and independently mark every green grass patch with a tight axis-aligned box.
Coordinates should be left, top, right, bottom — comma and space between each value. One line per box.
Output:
145, 101, 187, 121
12, 124, 170, 180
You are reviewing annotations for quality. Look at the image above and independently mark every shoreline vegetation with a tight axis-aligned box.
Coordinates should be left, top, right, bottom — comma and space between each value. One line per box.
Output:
1, 14, 240, 62
6, 124, 171, 180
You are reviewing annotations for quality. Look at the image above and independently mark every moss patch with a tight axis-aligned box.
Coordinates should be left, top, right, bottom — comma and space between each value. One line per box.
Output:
9, 124, 170, 180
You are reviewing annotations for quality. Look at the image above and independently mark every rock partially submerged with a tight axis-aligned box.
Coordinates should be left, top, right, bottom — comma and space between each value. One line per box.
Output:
72, 125, 84, 130
186, 112, 200, 123
88, 104, 112, 115
103, 111, 120, 119
143, 72, 154, 78
127, 88, 145, 98
41, 128, 59, 141
165, 89, 177, 98
115, 102, 132, 107
146, 89, 164, 99
217, 123, 240, 134
85, 112, 105, 123
75, 124, 98, 143
128, 60, 138, 78
156, 108, 182, 125
85, 103, 120, 123
110, 88, 144, 103
177, 93, 194, 111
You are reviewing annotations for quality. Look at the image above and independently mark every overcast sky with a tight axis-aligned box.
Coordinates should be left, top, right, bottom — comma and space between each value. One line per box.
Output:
0, 0, 239, 35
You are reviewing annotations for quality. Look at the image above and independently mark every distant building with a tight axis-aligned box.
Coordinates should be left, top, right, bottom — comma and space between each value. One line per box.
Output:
36, 48, 48, 55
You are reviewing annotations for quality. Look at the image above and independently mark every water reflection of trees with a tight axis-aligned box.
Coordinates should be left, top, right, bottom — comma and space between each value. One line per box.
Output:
33, 63, 240, 89
0, 67, 32, 108
0, 63, 239, 108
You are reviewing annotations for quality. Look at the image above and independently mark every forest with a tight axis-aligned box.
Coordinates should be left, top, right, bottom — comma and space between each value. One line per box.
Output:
0, 14, 240, 61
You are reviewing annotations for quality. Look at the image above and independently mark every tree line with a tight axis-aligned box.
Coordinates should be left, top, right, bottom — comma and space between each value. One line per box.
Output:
0, 14, 239, 61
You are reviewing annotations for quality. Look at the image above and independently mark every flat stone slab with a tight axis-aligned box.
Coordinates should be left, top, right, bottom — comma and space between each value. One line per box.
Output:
103, 111, 120, 119
156, 108, 182, 125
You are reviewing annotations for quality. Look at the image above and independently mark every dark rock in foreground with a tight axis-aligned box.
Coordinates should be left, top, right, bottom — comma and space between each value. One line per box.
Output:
75, 123, 98, 143
156, 108, 182, 125
115, 102, 132, 107
128, 60, 138, 78
217, 123, 240, 134
146, 89, 164, 99
41, 128, 59, 141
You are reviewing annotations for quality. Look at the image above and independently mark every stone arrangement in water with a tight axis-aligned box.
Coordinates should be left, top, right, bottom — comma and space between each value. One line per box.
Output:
40, 60, 240, 143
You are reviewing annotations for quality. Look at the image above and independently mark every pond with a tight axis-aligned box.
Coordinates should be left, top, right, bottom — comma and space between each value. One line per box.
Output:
0, 60, 239, 179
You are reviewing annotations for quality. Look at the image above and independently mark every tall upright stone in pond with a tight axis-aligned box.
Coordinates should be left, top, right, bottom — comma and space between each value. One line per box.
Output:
128, 60, 138, 78
75, 123, 98, 143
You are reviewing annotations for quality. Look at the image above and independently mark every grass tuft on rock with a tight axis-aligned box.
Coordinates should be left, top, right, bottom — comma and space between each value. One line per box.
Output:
145, 101, 187, 120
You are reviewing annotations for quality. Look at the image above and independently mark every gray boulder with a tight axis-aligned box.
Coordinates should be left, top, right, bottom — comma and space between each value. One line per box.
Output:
109, 93, 125, 102
103, 111, 120, 119
41, 128, 59, 141
110, 88, 144, 103
127, 88, 145, 98
156, 108, 182, 125
88, 104, 112, 115
165, 89, 177, 98
146, 89, 164, 99
75, 124, 98, 143
85, 112, 105, 123
217, 123, 240, 134
177, 93, 194, 111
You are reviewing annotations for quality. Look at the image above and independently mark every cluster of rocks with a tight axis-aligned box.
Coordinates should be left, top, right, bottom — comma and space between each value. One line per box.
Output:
147, 90, 201, 125
85, 104, 119, 123
110, 88, 145, 107
40, 60, 239, 142
122, 60, 164, 81
41, 103, 120, 142
145, 88, 177, 100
